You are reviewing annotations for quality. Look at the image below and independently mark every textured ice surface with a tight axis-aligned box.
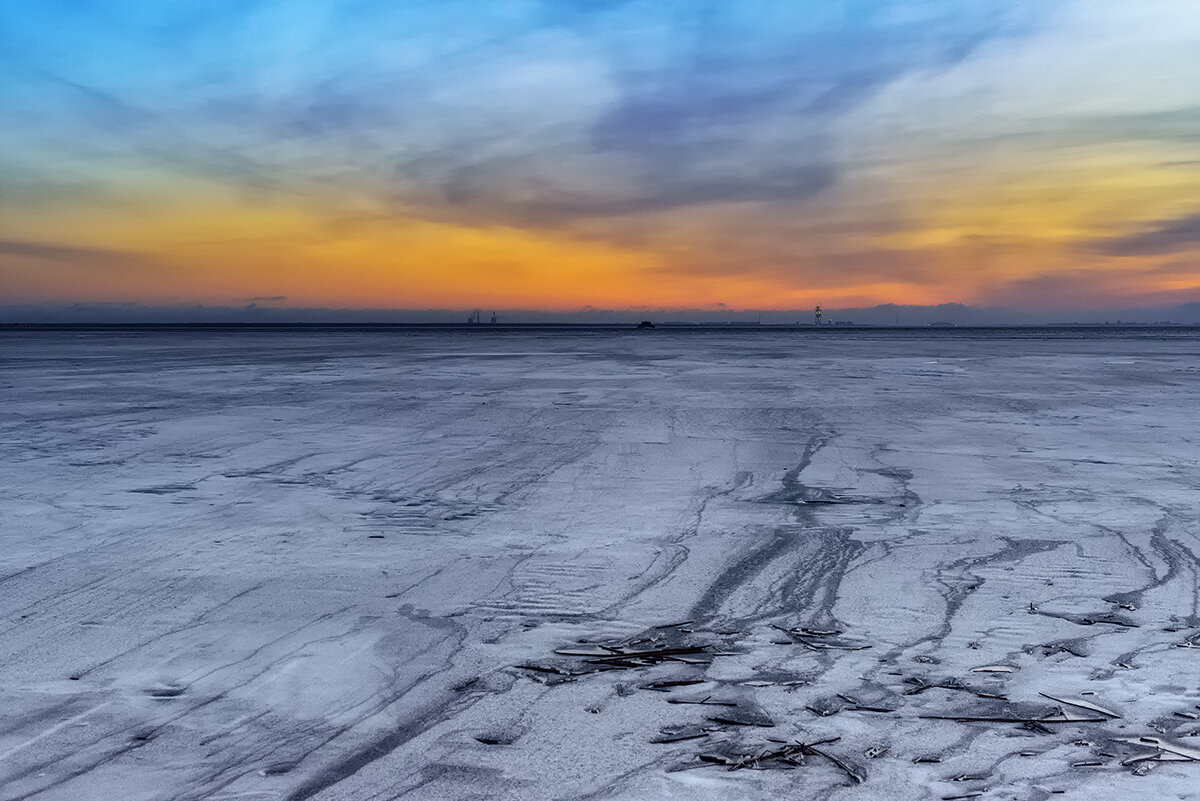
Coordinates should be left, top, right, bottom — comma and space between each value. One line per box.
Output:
1, 327, 1198, 800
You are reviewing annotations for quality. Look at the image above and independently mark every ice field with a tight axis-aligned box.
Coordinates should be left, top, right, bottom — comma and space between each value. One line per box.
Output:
1, 326, 1198, 800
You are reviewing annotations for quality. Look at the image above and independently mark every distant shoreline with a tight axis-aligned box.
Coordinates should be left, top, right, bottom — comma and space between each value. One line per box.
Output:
2, 322, 1197, 332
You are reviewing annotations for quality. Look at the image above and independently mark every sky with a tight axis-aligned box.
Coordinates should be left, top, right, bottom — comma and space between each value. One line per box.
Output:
2, 0, 1199, 315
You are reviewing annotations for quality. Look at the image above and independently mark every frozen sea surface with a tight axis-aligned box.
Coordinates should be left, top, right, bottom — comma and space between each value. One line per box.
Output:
1, 326, 1198, 801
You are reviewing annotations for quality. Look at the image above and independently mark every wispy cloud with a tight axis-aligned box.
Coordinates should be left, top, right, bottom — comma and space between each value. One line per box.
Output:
1092, 213, 1200, 256
0, 240, 146, 264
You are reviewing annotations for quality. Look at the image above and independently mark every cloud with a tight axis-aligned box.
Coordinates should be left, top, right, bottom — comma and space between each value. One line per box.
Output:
1092, 213, 1200, 256
418, 1, 1028, 222
37, 72, 155, 132
12, 0, 1023, 227
0, 240, 145, 264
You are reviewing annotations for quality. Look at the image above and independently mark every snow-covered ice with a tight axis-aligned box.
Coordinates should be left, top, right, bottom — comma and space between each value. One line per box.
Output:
1, 327, 1198, 800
